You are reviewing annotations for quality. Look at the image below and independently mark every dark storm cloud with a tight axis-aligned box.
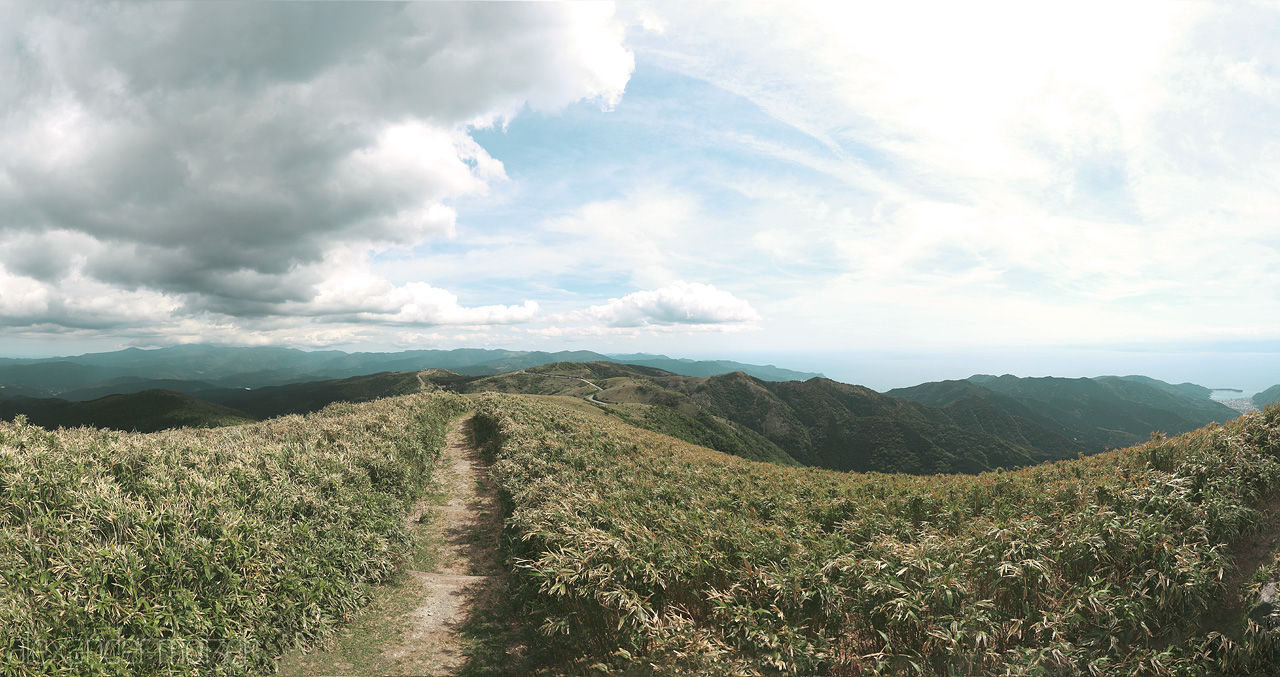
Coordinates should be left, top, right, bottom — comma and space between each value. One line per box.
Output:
0, 0, 632, 328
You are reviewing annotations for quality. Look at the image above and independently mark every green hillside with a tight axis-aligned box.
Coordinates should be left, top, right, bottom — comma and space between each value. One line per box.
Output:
0, 389, 255, 432
198, 371, 425, 419
1109, 374, 1214, 400
1093, 375, 1240, 427
474, 393, 1280, 675
679, 373, 1049, 473
891, 374, 1240, 453
455, 363, 1049, 474
1256, 384, 1280, 408
615, 403, 800, 467
59, 377, 221, 401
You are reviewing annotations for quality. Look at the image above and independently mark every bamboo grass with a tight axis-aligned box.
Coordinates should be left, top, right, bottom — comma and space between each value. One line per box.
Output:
0, 392, 469, 676
476, 393, 1280, 675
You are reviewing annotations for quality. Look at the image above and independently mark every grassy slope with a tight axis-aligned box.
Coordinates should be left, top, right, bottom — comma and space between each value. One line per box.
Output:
475, 394, 1280, 676
0, 391, 469, 676
0, 389, 256, 433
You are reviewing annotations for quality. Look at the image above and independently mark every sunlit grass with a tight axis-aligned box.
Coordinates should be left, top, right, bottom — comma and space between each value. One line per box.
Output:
0, 391, 469, 676
475, 393, 1280, 675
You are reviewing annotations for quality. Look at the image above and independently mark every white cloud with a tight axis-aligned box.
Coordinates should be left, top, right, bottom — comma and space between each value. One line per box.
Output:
360, 282, 539, 327
616, 1, 1280, 350
0, 1, 632, 343
580, 281, 759, 328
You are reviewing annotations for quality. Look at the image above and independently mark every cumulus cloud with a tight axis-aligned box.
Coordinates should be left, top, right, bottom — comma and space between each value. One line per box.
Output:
300, 271, 539, 326
0, 1, 632, 338
580, 281, 760, 328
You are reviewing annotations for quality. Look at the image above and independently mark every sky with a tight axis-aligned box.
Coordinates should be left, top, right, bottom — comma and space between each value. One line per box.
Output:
2, 1, 1280, 390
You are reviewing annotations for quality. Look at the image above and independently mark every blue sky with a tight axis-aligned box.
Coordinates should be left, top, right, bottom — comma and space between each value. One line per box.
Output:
2, 2, 1280, 389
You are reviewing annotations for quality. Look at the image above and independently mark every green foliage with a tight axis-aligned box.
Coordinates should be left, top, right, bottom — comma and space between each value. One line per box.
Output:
893, 375, 1241, 456
623, 406, 798, 467
203, 372, 426, 419
475, 394, 1280, 676
459, 364, 1051, 475
0, 390, 256, 433
0, 391, 469, 676
1255, 385, 1280, 409
688, 374, 1047, 474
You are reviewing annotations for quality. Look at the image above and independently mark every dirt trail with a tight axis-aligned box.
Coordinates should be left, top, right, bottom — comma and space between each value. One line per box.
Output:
277, 415, 505, 676
388, 415, 505, 674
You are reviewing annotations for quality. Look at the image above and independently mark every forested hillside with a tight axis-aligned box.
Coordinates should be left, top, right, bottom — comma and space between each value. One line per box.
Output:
1256, 384, 1280, 408
0, 389, 254, 433
454, 363, 1245, 476
890, 374, 1241, 453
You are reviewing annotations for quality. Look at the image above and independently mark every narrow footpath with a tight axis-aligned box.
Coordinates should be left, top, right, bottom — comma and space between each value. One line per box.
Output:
277, 415, 505, 676
390, 415, 505, 674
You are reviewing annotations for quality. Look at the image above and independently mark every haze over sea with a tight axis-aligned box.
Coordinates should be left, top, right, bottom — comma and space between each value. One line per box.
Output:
725, 345, 1280, 394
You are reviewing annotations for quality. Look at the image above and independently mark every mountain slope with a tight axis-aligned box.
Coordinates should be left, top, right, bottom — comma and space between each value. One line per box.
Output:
891, 374, 1240, 453
0, 389, 255, 432
1093, 375, 1239, 427
198, 371, 425, 419
59, 377, 221, 402
457, 363, 1049, 474
682, 374, 1049, 473
1255, 385, 1280, 408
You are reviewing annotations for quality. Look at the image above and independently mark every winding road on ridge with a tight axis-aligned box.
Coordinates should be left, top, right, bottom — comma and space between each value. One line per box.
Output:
521, 371, 614, 405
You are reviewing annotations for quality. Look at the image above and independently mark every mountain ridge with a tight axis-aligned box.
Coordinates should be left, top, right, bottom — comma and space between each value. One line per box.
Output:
889, 373, 1241, 453
0, 345, 823, 397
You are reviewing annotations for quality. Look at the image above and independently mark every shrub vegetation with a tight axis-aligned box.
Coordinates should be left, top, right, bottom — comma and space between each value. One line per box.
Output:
475, 393, 1280, 675
0, 391, 468, 676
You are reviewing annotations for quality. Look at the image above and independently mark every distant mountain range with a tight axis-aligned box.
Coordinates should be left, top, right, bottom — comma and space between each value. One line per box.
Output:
0, 345, 821, 400
0, 345, 1272, 476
